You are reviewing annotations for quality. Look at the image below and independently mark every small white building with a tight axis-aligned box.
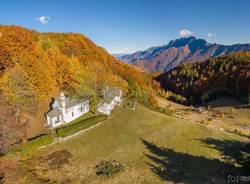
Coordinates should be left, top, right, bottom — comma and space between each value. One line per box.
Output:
97, 86, 123, 115
46, 92, 89, 128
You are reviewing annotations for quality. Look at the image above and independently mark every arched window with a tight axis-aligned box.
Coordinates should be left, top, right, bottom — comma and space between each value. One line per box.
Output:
72, 112, 74, 116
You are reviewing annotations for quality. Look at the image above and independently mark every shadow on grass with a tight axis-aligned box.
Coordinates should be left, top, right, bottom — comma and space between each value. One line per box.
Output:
141, 138, 241, 184
200, 137, 250, 175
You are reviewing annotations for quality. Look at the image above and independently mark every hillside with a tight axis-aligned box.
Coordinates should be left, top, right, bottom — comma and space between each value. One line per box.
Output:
2, 105, 249, 183
117, 36, 250, 72
0, 25, 157, 153
0, 26, 155, 94
156, 52, 250, 104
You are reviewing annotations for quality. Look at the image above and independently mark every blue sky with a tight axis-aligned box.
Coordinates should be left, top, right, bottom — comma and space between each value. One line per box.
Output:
1, 0, 250, 53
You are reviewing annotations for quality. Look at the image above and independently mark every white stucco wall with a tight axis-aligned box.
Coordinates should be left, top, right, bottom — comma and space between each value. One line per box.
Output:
114, 96, 122, 104
97, 103, 111, 115
97, 92, 123, 116
64, 101, 89, 123
49, 115, 63, 127
46, 100, 89, 128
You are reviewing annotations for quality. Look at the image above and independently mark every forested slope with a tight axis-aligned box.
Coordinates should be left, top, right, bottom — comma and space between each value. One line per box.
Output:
156, 52, 250, 104
0, 25, 157, 153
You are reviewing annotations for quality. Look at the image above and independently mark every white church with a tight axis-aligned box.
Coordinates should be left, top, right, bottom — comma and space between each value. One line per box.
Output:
46, 87, 123, 128
46, 91, 89, 128
97, 86, 123, 115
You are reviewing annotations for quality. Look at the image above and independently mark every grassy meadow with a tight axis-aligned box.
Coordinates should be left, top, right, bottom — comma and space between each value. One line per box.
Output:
17, 104, 248, 184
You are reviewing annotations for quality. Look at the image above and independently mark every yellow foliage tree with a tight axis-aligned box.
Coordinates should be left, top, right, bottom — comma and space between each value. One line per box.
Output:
0, 64, 37, 123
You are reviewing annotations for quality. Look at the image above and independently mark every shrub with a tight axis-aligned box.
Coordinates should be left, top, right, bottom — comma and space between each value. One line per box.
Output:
165, 104, 174, 114
200, 120, 209, 125
156, 104, 175, 115
95, 160, 123, 176
220, 112, 225, 119
168, 94, 188, 105
201, 92, 210, 104
233, 129, 245, 137
207, 118, 213, 121
156, 106, 165, 113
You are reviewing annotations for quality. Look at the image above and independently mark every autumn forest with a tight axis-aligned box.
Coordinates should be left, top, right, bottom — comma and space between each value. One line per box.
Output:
0, 23, 249, 184
0, 25, 157, 154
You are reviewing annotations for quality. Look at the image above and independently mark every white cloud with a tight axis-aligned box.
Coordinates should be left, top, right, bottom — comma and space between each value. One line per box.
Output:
116, 48, 130, 54
36, 16, 50, 25
178, 29, 193, 37
206, 32, 217, 40
207, 32, 212, 38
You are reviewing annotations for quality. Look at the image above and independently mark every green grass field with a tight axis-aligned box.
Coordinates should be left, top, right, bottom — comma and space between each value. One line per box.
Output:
57, 111, 94, 128
9, 112, 99, 154
9, 134, 53, 154
56, 115, 108, 137
20, 105, 248, 184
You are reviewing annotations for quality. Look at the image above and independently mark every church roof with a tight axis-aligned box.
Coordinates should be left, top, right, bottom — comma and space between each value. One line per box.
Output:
46, 94, 88, 118
65, 97, 88, 109
46, 107, 61, 118
102, 96, 114, 104
102, 86, 122, 104
102, 86, 122, 103
103, 86, 122, 96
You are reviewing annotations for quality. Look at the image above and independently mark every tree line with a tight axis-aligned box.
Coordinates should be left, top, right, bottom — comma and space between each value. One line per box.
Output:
156, 52, 250, 105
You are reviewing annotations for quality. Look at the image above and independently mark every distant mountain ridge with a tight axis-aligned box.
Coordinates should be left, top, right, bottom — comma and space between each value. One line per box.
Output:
117, 36, 250, 72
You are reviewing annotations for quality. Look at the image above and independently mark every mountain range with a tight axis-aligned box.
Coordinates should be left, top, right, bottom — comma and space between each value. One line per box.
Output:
116, 36, 250, 72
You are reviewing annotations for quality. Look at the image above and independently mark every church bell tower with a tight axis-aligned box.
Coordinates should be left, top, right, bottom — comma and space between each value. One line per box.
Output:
59, 91, 66, 122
